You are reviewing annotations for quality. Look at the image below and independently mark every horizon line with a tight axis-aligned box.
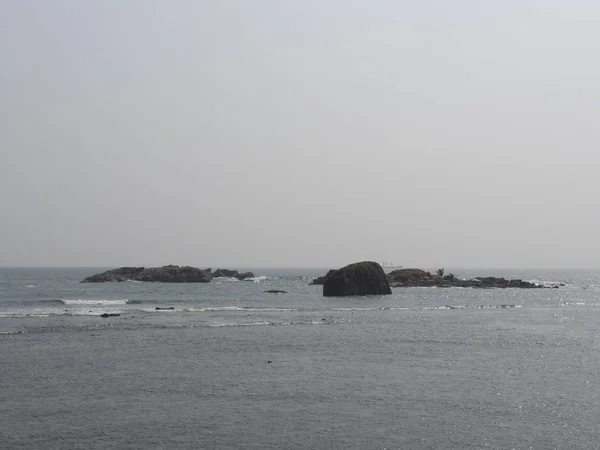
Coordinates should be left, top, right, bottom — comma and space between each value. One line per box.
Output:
1, 265, 600, 271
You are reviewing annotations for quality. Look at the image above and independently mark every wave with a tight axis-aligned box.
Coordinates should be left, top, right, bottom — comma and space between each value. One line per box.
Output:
207, 321, 272, 328
184, 306, 296, 312
0, 303, 533, 320
59, 299, 130, 306
0, 312, 51, 318
251, 276, 268, 283
212, 276, 269, 283
422, 304, 521, 310
526, 279, 569, 288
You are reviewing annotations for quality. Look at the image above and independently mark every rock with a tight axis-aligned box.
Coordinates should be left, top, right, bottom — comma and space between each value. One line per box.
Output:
310, 270, 337, 285
210, 269, 256, 280
264, 290, 287, 294
155, 307, 175, 310
387, 268, 438, 287
212, 268, 239, 278
386, 269, 547, 289
83, 267, 146, 283
323, 261, 392, 297
81, 265, 213, 283
100, 313, 121, 318
236, 272, 255, 280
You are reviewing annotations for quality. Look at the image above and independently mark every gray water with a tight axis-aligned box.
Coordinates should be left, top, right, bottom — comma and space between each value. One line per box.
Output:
1, 268, 600, 449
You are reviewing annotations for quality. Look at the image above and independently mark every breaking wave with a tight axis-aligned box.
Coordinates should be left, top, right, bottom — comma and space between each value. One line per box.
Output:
184, 306, 296, 312
60, 299, 130, 306
207, 321, 272, 328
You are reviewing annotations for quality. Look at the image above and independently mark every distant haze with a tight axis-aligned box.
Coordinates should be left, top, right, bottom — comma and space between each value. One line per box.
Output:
2, 1, 600, 268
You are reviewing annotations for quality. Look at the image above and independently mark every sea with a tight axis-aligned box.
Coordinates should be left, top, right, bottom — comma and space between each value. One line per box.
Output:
1, 267, 599, 449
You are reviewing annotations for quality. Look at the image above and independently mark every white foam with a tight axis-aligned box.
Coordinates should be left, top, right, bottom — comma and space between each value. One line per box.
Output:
61, 299, 128, 306
0, 312, 51, 318
207, 321, 271, 327
331, 307, 378, 311
184, 307, 296, 312
242, 276, 268, 283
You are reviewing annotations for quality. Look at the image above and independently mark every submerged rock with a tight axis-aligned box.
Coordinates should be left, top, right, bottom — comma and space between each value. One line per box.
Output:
323, 261, 392, 297
82, 265, 212, 283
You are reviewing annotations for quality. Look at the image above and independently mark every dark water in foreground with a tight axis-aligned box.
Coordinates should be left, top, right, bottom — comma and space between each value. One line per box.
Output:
1, 268, 600, 449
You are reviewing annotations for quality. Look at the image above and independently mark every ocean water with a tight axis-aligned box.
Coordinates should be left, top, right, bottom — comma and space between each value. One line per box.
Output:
1, 267, 600, 449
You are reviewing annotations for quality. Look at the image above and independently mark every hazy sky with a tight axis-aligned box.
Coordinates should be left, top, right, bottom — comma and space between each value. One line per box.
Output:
2, 1, 600, 268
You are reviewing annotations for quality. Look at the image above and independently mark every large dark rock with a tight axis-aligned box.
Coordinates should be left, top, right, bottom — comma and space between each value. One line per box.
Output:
310, 269, 336, 285
81, 265, 212, 283
323, 261, 392, 297
386, 269, 547, 289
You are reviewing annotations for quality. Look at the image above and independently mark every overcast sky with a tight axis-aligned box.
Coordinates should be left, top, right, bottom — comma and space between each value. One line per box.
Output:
2, 1, 600, 268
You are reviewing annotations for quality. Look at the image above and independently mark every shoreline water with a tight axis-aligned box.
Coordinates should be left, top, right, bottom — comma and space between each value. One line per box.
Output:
2, 306, 600, 449
2, 268, 600, 448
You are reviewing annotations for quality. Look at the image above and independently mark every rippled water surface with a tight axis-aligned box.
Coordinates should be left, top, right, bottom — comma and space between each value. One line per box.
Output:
1, 268, 600, 449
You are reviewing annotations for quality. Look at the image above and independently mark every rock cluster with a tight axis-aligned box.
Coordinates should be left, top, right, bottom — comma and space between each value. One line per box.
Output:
312, 266, 556, 290
386, 268, 547, 289
81, 266, 255, 283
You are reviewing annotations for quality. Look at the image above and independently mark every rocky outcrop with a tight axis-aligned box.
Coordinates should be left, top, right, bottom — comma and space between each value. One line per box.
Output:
212, 269, 255, 280
386, 269, 440, 287
323, 261, 392, 297
82, 265, 212, 283
212, 268, 239, 278
236, 271, 255, 280
83, 267, 146, 282
82, 266, 258, 283
387, 268, 547, 289
310, 270, 336, 285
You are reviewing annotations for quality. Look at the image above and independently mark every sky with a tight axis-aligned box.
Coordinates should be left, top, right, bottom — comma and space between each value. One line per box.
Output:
2, 1, 600, 269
